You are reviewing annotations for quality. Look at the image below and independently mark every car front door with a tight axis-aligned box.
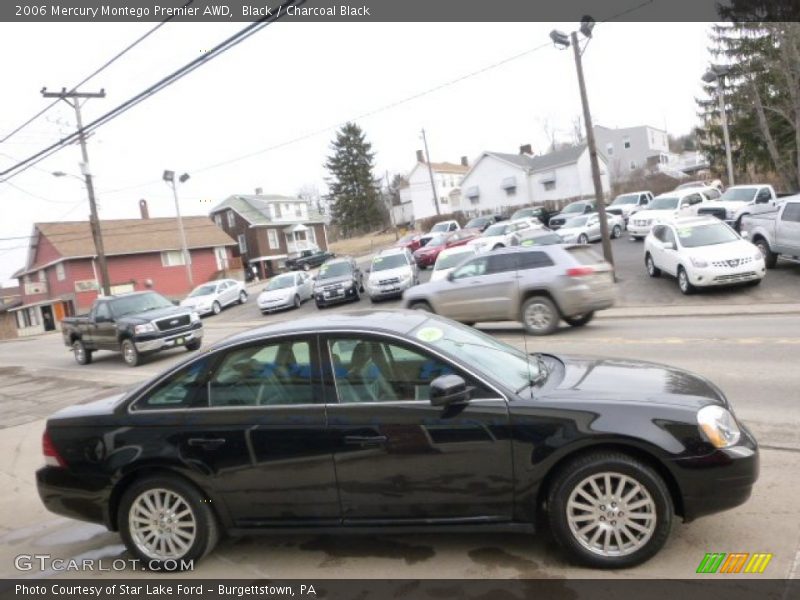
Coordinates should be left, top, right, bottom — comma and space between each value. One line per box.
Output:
129, 335, 339, 526
659, 226, 681, 276
222, 281, 238, 305
586, 215, 601, 241
89, 302, 117, 350
777, 202, 800, 253
324, 334, 513, 523
431, 255, 505, 321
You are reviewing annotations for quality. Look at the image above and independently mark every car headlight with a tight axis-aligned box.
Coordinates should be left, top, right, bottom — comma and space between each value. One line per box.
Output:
697, 405, 741, 448
753, 250, 763, 261
690, 257, 708, 268
190, 311, 200, 323
134, 323, 157, 334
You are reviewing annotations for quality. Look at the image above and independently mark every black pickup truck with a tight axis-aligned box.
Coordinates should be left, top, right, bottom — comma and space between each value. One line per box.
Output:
61, 291, 203, 367
285, 248, 335, 271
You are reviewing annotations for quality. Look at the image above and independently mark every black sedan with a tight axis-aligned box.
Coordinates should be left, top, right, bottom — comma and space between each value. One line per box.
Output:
37, 311, 757, 570
312, 256, 364, 308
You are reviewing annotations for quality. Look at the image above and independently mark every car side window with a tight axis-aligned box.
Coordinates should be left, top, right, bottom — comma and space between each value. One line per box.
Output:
94, 302, 111, 321
328, 338, 492, 403
133, 355, 215, 411
517, 251, 555, 269
452, 257, 488, 279
486, 254, 517, 274
663, 228, 677, 247
640, 194, 649, 205
781, 203, 800, 222
208, 339, 315, 407
652, 225, 666, 242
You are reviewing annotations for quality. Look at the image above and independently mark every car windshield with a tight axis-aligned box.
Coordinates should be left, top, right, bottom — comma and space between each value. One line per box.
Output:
317, 262, 352, 279
484, 223, 509, 236
111, 292, 173, 317
431, 222, 451, 232
411, 318, 542, 392
426, 234, 448, 247
266, 275, 296, 290
563, 216, 589, 228
562, 203, 587, 214
675, 223, 740, 248
511, 209, 535, 219
435, 250, 473, 270
612, 194, 638, 205
649, 197, 679, 210
466, 218, 487, 228
719, 187, 757, 202
398, 234, 417, 244
189, 284, 217, 297
372, 253, 408, 271
519, 232, 562, 246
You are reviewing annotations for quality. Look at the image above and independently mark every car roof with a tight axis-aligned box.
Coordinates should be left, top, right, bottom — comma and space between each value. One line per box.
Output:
216, 309, 436, 348
438, 245, 476, 258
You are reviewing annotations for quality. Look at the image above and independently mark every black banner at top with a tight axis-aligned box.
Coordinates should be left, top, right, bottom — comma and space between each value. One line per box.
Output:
3, 0, 800, 23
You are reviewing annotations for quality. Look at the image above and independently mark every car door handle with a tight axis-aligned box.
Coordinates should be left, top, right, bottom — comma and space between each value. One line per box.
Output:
187, 437, 227, 448
344, 435, 388, 446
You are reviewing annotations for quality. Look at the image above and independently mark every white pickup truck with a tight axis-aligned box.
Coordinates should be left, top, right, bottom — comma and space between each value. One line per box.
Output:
740, 196, 800, 268
696, 184, 782, 231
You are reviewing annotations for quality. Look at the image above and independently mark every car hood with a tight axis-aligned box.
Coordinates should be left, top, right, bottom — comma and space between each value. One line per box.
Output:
118, 306, 193, 324
369, 266, 411, 282
314, 275, 353, 288
538, 355, 728, 410
556, 226, 585, 238
469, 235, 504, 246
415, 245, 443, 255
634, 209, 679, 222
180, 294, 213, 306
682, 239, 759, 261
707, 200, 750, 211
258, 287, 296, 301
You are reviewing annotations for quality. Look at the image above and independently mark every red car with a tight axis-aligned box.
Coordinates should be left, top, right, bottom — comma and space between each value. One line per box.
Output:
412, 228, 480, 268
395, 233, 424, 253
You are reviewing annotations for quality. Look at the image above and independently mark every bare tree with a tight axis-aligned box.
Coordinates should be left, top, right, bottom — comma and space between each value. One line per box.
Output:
571, 115, 585, 145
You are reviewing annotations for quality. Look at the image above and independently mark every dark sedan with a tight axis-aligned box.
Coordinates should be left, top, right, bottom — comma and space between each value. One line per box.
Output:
37, 311, 757, 570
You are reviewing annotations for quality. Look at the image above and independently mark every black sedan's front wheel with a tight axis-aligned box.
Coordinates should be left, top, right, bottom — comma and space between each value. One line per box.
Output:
547, 452, 673, 568
119, 476, 219, 571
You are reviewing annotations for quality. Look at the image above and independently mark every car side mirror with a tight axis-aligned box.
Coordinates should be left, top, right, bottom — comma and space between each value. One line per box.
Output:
446, 271, 456, 282
430, 374, 471, 407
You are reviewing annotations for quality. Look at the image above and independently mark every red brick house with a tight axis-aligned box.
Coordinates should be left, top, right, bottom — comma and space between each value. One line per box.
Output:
11, 215, 237, 337
209, 193, 329, 279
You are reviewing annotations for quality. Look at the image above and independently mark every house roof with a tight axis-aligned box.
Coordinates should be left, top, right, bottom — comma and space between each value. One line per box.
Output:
209, 194, 326, 226
30, 217, 235, 264
487, 145, 589, 173
426, 162, 470, 174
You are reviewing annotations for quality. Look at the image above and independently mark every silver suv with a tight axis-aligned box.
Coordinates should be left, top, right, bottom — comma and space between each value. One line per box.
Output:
402, 245, 615, 335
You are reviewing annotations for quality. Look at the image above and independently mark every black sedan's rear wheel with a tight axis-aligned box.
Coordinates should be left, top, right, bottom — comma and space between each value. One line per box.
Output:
119, 476, 219, 571
72, 340, 92, 365
547, 452, 673, 568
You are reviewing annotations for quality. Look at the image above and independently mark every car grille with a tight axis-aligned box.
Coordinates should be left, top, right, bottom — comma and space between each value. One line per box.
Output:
698, 207, 727, 220
155, 314, 191, 331
549, 218, 565, 229
606, 208, 624, 216
713, 271, 757, 282
711, 257, 754, 268
379, 277, 400, 285
322, 284, 344, 292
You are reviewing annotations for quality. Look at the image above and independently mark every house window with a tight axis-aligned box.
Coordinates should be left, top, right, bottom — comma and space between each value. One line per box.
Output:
274, 204, 282, 218
27, 307, 40, 327
623, 137, 631, 149
161, 250, 186, 266
56, 263, 65, 281
38, 270, 45, 282
268, 229, 279, 249
295, 204, 303, 217
238, 234, 247, 254
505, 187, 517, 197
606, 143, 614, 156
630, 160, 637, 170
544, 181, 556, 191
308, 227, 317, 245
214, 214, 222, 228
227, 210, 235, 228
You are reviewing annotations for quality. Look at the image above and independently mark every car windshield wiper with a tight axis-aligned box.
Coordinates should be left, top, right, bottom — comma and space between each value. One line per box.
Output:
515, 353, 550, 394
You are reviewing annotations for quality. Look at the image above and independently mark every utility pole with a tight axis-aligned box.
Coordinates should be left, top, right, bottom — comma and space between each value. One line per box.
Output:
421, 128, 441, 216
384, 170, 399, 240
41, 87, 112, 295
570, 32, 614, 267
163, 171, 194, 289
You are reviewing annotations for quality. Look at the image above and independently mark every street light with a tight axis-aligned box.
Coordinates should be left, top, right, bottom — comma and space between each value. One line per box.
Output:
163, 169, 193, 288
549, 17, 614, 269
702, 65, 735, 186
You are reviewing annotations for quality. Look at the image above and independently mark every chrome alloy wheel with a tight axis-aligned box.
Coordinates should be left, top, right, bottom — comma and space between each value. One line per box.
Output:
566, 472, 656, 557
129, 488, 197, 561
523, 301, 554, 331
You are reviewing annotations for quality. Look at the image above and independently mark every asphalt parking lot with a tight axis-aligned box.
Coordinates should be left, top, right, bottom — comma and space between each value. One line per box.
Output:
0, 234, 798, 580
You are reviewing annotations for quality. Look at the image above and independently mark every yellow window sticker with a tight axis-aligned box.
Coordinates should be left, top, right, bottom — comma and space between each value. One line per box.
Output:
416, 327, 444, 343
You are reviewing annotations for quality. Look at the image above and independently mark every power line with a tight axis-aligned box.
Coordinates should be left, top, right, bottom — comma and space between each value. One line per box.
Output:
0, 7, 184, 145
0, 0, 306, 184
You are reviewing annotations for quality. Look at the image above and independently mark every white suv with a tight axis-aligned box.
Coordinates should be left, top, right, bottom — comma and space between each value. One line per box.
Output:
629, 189, 711, 240
365, 247, 418, 302
644, 216, 766, 294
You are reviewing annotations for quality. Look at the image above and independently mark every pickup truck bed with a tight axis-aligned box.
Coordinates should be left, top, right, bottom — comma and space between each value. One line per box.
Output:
740, 198, 800, 268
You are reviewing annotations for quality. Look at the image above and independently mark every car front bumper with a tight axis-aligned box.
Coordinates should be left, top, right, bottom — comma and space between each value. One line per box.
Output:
672, 425, 759, 521
367, 280, 412, 300
628, 222, 653, 237
134, 325, 203, 353
686, 262, 766, 287
258, 298, 295, 313
316, 286, 359, 306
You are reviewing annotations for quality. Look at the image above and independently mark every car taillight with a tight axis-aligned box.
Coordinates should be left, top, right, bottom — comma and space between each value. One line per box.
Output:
42, 430, 66, 468
566, 266, 595, 277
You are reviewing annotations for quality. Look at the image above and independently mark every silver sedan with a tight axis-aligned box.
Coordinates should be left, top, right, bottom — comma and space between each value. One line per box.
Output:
180, 279, 248, 316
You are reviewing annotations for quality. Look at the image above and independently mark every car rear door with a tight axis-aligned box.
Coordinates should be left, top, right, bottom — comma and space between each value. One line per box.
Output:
776, 202, 800, 254
323, 333, 513, 523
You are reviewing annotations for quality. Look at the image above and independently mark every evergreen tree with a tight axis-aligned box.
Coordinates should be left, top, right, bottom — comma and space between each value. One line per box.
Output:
324, 123, 384, 237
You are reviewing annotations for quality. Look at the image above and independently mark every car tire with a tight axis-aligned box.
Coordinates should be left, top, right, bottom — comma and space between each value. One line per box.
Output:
612, 225, 622, 239
72, 340, 92, 365
315, 301, 324, 309
293, 295, 301, 309
677, 267, 695, 295
578, 234, 589, 245
410, 301, 434, 312
118, 476, 219, 571
754, 238, 778, 269
211, 301, 221, 315
520, 296, 560, 336
185, 340, 201, 351
238, 291, 248, 304
645, 253, 661, 278
546, 451, 673, 569
120, 338, 141, 367
563, 312, 595, 327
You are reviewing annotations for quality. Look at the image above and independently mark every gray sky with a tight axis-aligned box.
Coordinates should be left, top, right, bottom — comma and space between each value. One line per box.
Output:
0, 21, 712, 284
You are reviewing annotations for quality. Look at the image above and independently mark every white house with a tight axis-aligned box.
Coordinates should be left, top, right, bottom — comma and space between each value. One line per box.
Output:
594, 125, 670, 182
459, 144, 609, 214
405, 151, 470, 221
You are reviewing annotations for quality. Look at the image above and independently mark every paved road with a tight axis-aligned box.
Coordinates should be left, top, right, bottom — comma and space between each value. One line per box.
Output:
0, 314, 798, 580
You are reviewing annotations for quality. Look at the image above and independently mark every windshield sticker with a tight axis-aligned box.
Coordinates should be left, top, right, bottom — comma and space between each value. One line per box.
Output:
676, 228, 693, 238
416, 326, 444, 343
373, 257, 383, 264
521, 239, 538, 246
319, 265, 328, 274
